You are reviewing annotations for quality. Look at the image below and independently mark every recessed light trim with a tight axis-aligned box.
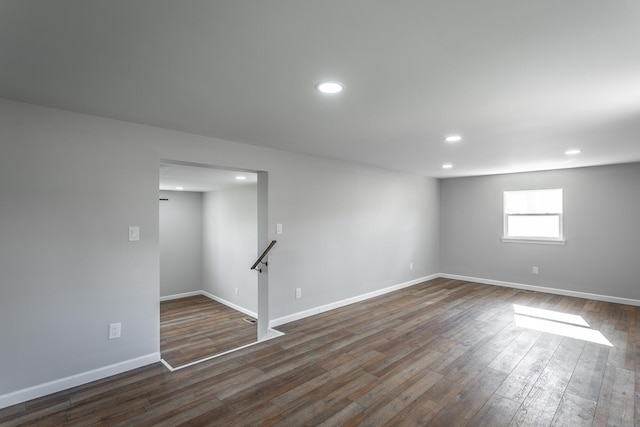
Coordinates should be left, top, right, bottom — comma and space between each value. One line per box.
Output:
442, 163, 453, 169
445, 135, 462, 143
316, 81, 343, 94
565, 149, 581, 155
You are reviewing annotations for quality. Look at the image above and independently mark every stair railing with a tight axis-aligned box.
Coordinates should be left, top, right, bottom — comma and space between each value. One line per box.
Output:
251, 240, 277, 273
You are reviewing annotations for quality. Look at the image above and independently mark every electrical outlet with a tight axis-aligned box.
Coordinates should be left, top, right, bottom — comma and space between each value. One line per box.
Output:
409, 262, 413, 270
295, 288, 302, 299
109, 323, 121, 339
532, 266, 539, 275
235, 288, 239, 295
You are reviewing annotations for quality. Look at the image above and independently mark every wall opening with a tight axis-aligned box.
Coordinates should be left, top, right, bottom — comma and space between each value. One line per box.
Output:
158, 160, 269, 368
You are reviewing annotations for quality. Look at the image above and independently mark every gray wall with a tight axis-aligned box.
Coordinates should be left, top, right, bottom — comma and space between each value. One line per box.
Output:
268, 162, 440, 319
0, 100, 159, 397
159, 190, 203, 297
0, 99, 440, 399
440, 163, 640, 300
202, 185, 258, 312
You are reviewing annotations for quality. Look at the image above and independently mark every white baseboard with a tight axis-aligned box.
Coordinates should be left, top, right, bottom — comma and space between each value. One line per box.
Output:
12, 273, 632, 410
160, 290, 257, 318
0, 352, 160, 410
268, 272, 640, 330
200, 291, 257, 318
439, 273, 640, 307
160, 291, 201, 301
261, 328, 285, 341
269, 274, 439, 328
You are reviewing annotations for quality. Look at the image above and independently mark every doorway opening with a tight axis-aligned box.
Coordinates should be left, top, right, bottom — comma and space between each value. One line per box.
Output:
158, 161, 277, 370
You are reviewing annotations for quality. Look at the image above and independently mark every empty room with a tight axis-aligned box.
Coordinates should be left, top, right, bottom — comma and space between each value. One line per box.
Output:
1, 1, 639, 426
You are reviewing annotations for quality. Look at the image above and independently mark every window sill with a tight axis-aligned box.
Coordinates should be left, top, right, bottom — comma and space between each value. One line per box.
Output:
501, 237, 566, 245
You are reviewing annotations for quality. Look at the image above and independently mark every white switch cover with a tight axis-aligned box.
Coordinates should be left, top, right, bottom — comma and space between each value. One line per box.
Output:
109, 323, 121, 339
128, 226, 140, 241
295, 288, 302, 299
276, 223, 283, 234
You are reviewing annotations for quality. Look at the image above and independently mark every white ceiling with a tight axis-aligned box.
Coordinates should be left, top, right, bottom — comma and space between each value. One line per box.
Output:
159, 163, 257, 193
1, 1, 639, 178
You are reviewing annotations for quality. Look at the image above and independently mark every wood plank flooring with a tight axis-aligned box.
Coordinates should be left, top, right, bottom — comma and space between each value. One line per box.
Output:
161, 295, 257, 368
3, 278, 640, 426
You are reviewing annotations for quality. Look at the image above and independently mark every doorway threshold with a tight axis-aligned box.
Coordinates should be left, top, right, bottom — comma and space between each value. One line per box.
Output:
160, 328, 285, 372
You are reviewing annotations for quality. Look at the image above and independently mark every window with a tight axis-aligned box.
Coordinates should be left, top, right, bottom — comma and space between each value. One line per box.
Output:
502, 188, 565, 244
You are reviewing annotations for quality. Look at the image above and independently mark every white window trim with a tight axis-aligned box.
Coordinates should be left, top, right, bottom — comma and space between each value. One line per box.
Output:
501, 236, 566, 245
502, 189, 565, 245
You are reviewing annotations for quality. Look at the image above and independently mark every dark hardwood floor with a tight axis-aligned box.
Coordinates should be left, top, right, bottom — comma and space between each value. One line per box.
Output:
2, 278, 639, 426
161, 295, 257, 368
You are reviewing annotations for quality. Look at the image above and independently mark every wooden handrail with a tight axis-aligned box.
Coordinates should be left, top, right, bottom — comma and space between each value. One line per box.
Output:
251, 240, 277, 272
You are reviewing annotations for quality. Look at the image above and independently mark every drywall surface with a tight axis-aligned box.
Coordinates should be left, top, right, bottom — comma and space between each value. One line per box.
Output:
159, 190, 203, 296
440, 163, 640, 300
265, 160, 440, 320
0, 99, 440, 400
202, 185, 258, 312
0, 100, 160, 398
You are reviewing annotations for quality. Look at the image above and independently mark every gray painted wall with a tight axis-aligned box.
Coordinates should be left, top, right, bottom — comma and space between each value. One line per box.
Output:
0, 99, 440, 399
440, 163, 640, 300
202, 185, 258, 312
0, 100, 159, 397
267, 162, 440, 319
159, 190, 203, 297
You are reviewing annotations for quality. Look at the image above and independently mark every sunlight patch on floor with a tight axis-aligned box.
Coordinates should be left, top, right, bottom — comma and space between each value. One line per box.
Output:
513, 304, 590, 327
513, 304, 612, 346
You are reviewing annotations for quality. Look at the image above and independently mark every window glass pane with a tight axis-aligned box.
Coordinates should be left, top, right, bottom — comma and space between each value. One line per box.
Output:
507, 215, 560, 238
504, 189, 562, 214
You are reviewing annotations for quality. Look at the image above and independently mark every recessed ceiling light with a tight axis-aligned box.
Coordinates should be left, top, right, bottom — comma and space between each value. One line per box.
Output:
176, 186, 183, 190
235, 176, 247, 181
565, 149, 581, 155
445, 135, 462, 143
442, 164, 453, 169
316, 82, 343, 94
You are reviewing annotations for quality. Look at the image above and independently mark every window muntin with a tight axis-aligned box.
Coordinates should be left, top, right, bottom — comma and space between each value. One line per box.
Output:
503, 189, 563, 242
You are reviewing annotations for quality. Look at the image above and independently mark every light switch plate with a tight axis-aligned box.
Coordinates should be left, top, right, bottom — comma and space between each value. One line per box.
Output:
276, 223, 282, 234
109, 323, 121, 339
128, 226, 140, 241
